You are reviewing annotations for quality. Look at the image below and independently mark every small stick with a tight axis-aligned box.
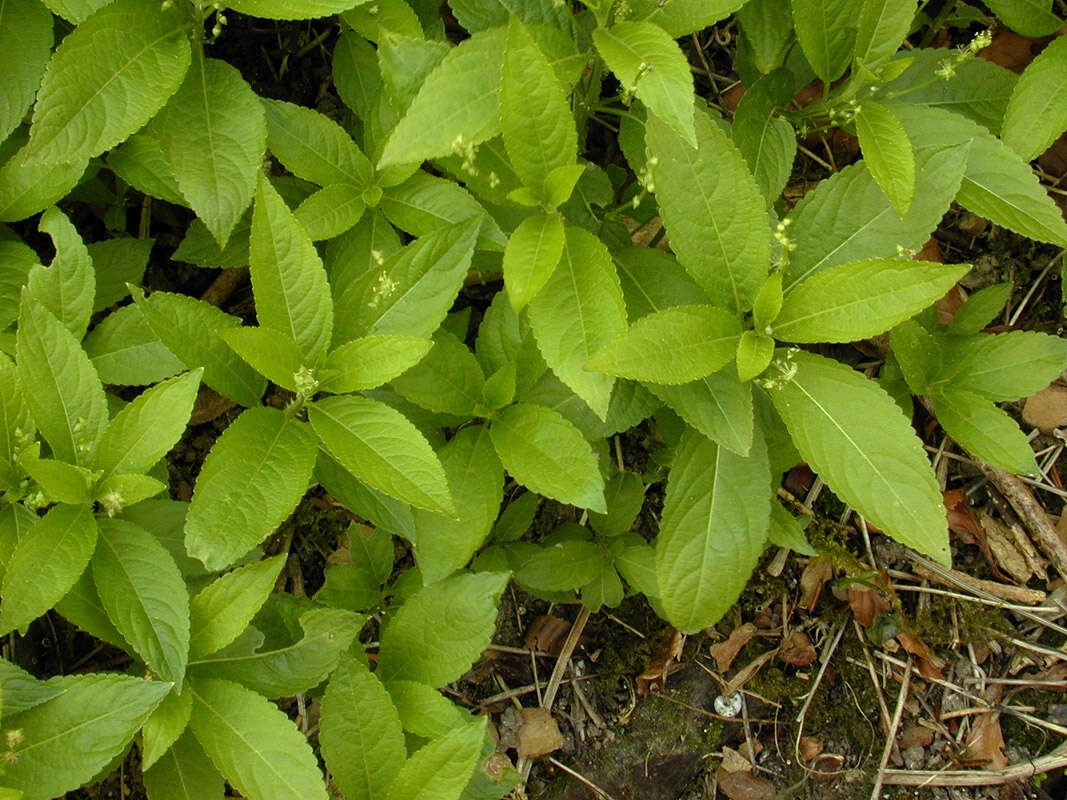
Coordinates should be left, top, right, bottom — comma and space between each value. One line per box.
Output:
978, 462, 1067, 577
547, 756, 620, 800
880, 740, 1067, 787
870, 655, 911, 800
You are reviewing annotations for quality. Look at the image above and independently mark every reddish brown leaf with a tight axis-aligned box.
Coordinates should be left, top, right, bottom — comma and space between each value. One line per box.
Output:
709, 623, 758, 673
778, 630, 817, 667
960, 712, 1009, 769
799, 736, 823, 761
944, 489, 985, 544
897, 632, 944, 680
978, 30, 1039, 72
523, 615, 571, 655
636, 628, 685, 695
848, 571, 895, 627
716, 767, 776, 800
899, 723, 934, 749
799, 557, 834, 612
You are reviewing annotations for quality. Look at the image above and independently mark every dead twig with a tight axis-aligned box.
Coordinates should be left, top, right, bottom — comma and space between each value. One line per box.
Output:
870, 655, 911, 800
880, 740, 1067, 787
978, 462, 1067, 578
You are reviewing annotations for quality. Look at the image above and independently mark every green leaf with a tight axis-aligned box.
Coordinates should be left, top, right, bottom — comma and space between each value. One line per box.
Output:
153, 52, 266, 249
412, 426, 503, 584
384, 679, 470, 739
95, 473, 168, 512
894, 105, 1067, 247
947, 283, 1012, 335
527, 226, 626, 419
582, 560, 624, 612
224, 0, 368, 19
517, 536, 602, 592
17, 297, 107, 466
93, 370, 201, 480
378, 32, 451, 113
333, 31, 382, 121
785, 142, 969, 291
656, 427, 771, 633
185, 408, 318, 570
343, 0, 422, 40
379, 171, 505, 249
218, 327, 305, 392
377, 572, 510, 687
0, 0, 52, 147
335, 219, 480, 344
775, 258, 970, 343
191, 608, 361, 697
320, 655, 405, 800
594, 21, 695, 148
89, 237, 154, 313
2, 673, 170, 800
933, 390, 1040, 476
933, 330, 1067, 402
489, 403, 606, 512
855, 101, 915, 217
628, 0, 746, 38
504, 213, 565, 312
250, 173, 335, 361
752, 271, 784, 329
143, 729, 226, 800
0, 240, 38, 330
501, 16, 577, 193
650, 368, 754, 456
767, 501, 816, 555
188, 677, 328, 800
482, 362, 517, 411
136, 289, 266, 407
18, 446, 94, 504
84, 304, 184, 387
1001, 36, 1067, 162
854, 0, 916, 66
876, 50, 1016, 133
108, 131, 187, 207
140, 686, 192, 771
25, 207, 94, 338
0, 355, 31, 490
316, 450, 416, 540
791, 0, 856, 84
983, 0, 1063, 37
40, 0, 109, 23
92, 519, 189, 687
174, 212, 250, 269
590, 471, 646, 537
0, 504, 39, 587
390, 330, 486, 417
647, 111, 770, 313
385, 718, 488, 800
587, 305, 742, 385
262, 99, 373, 188
23, 0, 191, 165
320, 335, 432, 394
737, 0, 794, 75
732, 69, 797, 205
0, 658, 63, 716
310, 394, 455, 516
766, 350, 949, 563
189, 555, 287, 659
379, 28, 504, 167
0, 131, 87, 223
736, 331, 775, 382
54, 569, 129, 650
293, 183, 367, 241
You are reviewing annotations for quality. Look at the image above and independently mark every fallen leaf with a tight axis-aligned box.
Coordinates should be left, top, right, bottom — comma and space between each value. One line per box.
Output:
799, 736, 823, 761
944, 489, 986, 545
516, 707, 563, 759
799, 557, 834, 611
709, 623, 758, 673
636, 628, 685, 695
721, 746, 751, 773
778, 630, 817, 667
981, 514, 1040, 584
978, 30, 1038, 72
724, 649, 779, 696
960, 711, 1009, 769
848, 571, 895, 627
1023, 384, 1067, 431
524, 615, 572, 655
897, 632, 944, 680
716, 767, 776, 800
190, 386, 235, 425
898, 723, 934, 749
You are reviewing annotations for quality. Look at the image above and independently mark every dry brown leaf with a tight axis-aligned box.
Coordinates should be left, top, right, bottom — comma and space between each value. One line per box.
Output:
960, 712, 1009, 769
636, 628, 685, 695
898, 723, 934, 749
724, 649, 779, 696
897, 632, 944, 680
516, 707, 563, 759
523, 615, 572, 655
190, 386, 236, 425
978, 30, 1038, 72
848, 571, 895, 627
716, 767, 776, 800
1023, 384, 1067, 431
777, 630, 817, 667
720, 747, 751, 773
944, 489, 986, 545
799, 557, 834, 611
799, 736, 823, 761
709, 623, 758, 673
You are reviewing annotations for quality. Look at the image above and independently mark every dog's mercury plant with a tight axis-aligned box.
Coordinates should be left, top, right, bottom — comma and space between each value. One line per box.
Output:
1, 0, 1066, 797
